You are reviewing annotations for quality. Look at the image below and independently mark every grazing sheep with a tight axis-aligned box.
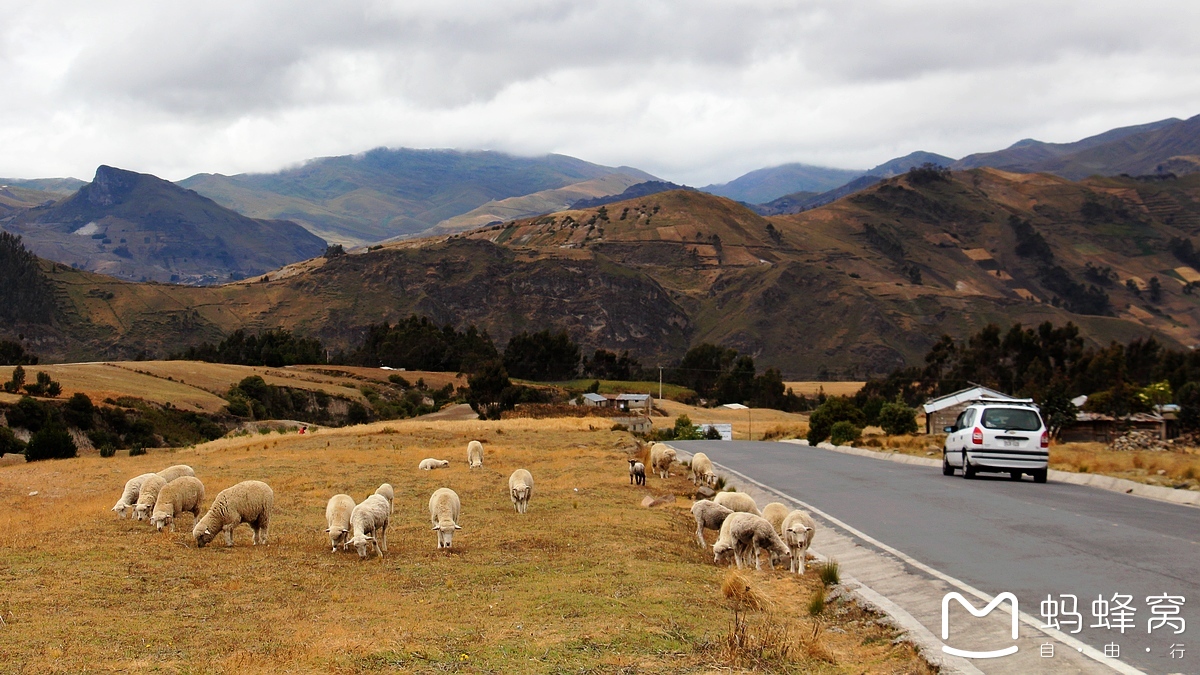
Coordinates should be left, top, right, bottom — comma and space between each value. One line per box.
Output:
429, 487, 462, 549
324, 494, 356, 552
419, 458, 450, 470
761, 502, 789, 534
347, 494, 391, 559
628, 459, 646, 486
149, 476, 205, 532
156, 465, 195, 483
192, 480, 274, 548
690, 499, 734, 548
781, 509, 818, 575
509, 469, 534, 514
467, 440, 484, 468
649, 443, 676, 479
112, 473, 156, 518
374, 483, 394, 513
713, 491, 761, 516
713, 512, 791, 570
688, 452, 716, 486
132, 475, 168, 521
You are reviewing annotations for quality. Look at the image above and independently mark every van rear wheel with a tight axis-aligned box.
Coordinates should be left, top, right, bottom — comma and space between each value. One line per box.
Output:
1009, 471, 1022, 481
1032, 469, 1048, 484
942, 453, 955, 476
962, 456, 976, 479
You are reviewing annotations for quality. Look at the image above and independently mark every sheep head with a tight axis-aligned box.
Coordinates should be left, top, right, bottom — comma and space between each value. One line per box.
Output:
511, 486, 530, 502
111, 503, 130, 519
786, 524, 814, 548
151, 514, 173, 532
349, 533, 375, 559
193, 526, 216, 548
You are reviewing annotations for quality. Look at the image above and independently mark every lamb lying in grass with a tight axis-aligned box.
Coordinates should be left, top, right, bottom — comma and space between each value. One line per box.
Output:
419, 458, 450, 470
193, 480, 274, 548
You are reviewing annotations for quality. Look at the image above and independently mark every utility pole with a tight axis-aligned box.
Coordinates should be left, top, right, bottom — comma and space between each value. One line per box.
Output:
748, 408, 752, 441
658, 366, 663, 401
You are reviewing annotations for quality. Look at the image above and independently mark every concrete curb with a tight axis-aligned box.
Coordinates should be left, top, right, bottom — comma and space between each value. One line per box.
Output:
781, 440, 1200, 508
671, 447, 983, 675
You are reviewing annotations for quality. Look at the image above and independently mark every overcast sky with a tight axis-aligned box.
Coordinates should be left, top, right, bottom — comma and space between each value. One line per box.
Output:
2, 1, 1199, 186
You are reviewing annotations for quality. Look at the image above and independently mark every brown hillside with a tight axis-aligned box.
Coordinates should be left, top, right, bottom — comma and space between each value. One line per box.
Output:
12, 170, 1200, 378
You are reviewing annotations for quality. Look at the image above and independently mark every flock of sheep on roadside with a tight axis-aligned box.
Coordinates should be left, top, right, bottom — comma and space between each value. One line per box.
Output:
643, 442, 820, 574
110, 440, 536, 558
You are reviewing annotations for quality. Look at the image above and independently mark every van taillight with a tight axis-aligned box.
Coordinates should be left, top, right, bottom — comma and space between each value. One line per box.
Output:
972, 428, 983, 444
1041, 431, 1049, 448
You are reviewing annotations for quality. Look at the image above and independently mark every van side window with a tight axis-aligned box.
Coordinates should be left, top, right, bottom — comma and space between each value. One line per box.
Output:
962, 409, 976, 427
953, 411, 967, 431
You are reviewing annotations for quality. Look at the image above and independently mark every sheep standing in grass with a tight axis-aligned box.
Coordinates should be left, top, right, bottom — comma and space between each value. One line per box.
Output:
419, 458, 450, 470
324, 494, 356, 552
509, 469, 534, 514
713, 512, 791, 570
690, 499, 734, 548
781, 509, 818, 575
347, 494, 391, 559
132, 475, 168, 521
149, 476, 205, 532
688, 452, 716, 486
761, 502, 789, 534
429, 487, 461, 549
628, 459, 645, 486
649, 443, 676, 479
112, 473, 156, 518
713, 491, 761, 516
467, 441, 484, 468
193, 480, 274, 548
374, 483, 394, 513
156, 465, 195, 483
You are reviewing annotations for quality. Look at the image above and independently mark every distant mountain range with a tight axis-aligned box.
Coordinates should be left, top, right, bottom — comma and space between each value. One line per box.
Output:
12, 167, 1200, 377
3, 166, 325, 284
177, 148, 657, 245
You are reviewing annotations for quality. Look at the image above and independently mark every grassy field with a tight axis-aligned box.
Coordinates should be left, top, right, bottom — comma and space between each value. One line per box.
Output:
550, 379, 698, 402
783, 382, 865, 397
657, 400, 809, 441
0, 418, 929, 674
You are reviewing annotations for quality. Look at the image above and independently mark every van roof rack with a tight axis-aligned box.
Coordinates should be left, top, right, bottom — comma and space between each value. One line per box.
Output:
966, 397, 1038, 407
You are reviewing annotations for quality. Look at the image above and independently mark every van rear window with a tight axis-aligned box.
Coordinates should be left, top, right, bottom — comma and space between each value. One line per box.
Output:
981, 408, 1042, 431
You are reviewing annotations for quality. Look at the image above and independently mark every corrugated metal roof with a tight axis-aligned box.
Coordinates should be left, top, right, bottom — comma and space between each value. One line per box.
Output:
616, 393, 650, 401
582, 392, 607, 402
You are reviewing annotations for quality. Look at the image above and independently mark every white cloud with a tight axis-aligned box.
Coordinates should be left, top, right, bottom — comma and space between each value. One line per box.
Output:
0, 0, 1198, 185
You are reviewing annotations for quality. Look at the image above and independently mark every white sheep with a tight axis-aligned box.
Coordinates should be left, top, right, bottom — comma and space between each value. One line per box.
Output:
419, 458, 451, 470
192, 480, 274, 548
429, 487, 462, 549
688, 452, 716, 486
467, 440, 484, 468
649, 443, 676, 479
712, 512, 791, 570
156, 465, 195, 483
324, 494, 356, 552
347, 494, 391, 559
690, 499, 734, 548
149, 476, 205, 532
374, 483, 394, 513
628, 459, 645, 486
132, 475, 168, 522
712, 491, 761, 516
112, 473, 156, 518
509, 469, 534, 514
781, 509, 818, 575
761, 502, 789, 534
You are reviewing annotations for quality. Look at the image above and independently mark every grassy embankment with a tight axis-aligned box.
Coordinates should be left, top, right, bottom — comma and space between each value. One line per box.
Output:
0, 417, 930, 674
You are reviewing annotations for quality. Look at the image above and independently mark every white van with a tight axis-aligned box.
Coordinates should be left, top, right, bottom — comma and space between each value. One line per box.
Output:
942, 400, 1049, 483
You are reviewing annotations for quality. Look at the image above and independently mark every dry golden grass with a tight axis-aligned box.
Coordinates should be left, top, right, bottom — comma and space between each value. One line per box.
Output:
783, 382, 865, 397
0, 363, 229, 412
657, 400, 809, 441
0, 417, 929, 674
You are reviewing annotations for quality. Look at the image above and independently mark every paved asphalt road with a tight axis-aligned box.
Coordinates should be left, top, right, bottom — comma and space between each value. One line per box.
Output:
673, 441, 1199, 675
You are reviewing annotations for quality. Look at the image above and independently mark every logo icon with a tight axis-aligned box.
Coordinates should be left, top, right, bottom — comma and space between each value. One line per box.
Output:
942, 592, 1020, 658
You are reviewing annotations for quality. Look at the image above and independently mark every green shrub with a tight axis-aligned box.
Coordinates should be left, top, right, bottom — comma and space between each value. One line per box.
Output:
672, 415, 703, 440
24, 427, 77, 461
98, 444, 116, 458
63, 392, 96, 429
806, 397, 865, 444
829, 420, 861, 445
818, 559, 840, 586
129, 445, 147, 457
0, 426, 25, 456
807, 586, 826, 616
877, 399, 918, 436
